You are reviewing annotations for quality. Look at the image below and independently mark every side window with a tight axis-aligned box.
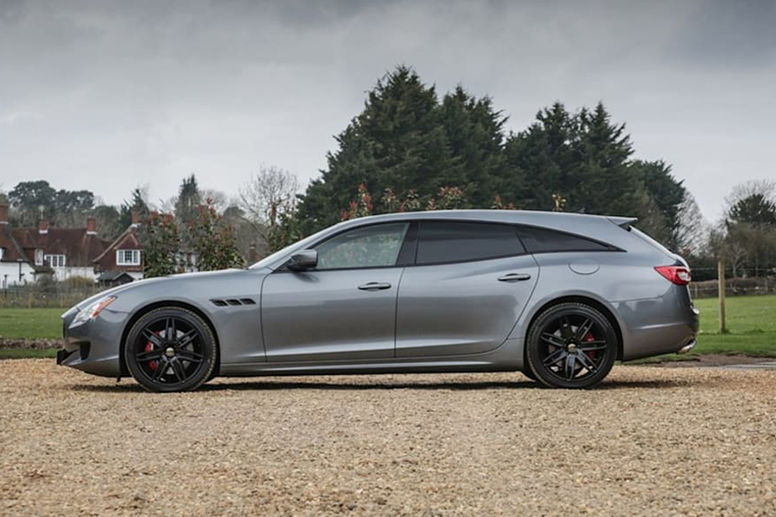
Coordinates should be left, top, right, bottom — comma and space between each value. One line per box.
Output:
516, 226, 615, 253
315, 223, 409, 270
416, 221, 525, 265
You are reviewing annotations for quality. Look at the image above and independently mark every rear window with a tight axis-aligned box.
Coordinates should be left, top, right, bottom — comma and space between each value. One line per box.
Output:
417, 221, 525, 265
516, 226, 615, 253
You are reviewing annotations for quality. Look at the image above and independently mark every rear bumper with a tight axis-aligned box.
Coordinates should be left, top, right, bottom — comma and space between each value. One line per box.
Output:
617, 293, 699, 361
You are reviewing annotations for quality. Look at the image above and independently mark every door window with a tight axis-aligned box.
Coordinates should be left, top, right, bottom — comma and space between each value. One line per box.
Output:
315, 223, 409, 270
416, 221, 525, 265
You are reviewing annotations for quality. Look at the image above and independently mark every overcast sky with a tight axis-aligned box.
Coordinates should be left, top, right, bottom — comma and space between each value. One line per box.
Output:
1, 0, 774, 222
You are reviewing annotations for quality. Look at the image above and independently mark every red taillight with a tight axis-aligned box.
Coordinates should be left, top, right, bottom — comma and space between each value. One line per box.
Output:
655, 265, 691, 285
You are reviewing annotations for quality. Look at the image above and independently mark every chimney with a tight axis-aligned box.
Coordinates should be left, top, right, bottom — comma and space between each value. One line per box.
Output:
0, 204, 7, 225
86, 217, 97, 235
38, 219, 49, 234
248, 243, 258, 263
130, 210, 140, 227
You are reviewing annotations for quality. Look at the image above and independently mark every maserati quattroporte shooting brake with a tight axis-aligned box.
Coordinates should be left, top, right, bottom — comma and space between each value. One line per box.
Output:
58, 210, 698, 391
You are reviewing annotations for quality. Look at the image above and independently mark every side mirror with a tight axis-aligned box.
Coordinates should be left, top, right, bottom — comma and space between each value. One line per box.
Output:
287, 249, 318, 271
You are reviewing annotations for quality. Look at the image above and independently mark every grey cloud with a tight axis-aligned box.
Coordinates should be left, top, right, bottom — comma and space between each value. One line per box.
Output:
0, 0, 774, 222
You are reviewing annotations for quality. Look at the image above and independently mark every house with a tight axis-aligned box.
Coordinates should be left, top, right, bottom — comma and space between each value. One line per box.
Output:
0, 202, 147, 287
0, 204, 37, 288
12, 217, 109, 282
92, 211, 145, 281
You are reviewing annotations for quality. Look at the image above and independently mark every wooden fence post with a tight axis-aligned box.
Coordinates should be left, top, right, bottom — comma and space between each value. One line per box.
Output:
718, 259, 727, 334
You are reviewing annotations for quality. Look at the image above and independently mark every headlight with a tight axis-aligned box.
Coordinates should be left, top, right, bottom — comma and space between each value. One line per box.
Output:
69, 296, 117, 328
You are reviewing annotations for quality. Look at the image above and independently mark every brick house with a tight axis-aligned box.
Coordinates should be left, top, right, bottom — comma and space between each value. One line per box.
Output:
0, 204, 37, 287
92, 213, 145, 282
12, 217, 109, 282
0, 202, 147, 287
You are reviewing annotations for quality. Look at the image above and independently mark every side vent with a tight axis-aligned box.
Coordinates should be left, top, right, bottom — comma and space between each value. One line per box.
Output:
210, 297, 256, 307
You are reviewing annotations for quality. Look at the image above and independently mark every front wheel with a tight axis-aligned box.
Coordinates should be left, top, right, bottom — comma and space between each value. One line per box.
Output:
526, 303, 618, 389
124, 307, 217, 392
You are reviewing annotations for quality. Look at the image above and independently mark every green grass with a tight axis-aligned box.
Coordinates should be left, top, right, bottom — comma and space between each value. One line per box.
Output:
0, 295, 775, 360
0, 308, 65, 340
0, 348, 57, 359
692, 295, 776, 356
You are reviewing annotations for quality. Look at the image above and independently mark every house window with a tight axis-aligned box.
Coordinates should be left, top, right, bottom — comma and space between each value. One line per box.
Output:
116, 249, 141, 266
35, 249, 43, 266
0, 247, 4, 261
44, 254, 66, 267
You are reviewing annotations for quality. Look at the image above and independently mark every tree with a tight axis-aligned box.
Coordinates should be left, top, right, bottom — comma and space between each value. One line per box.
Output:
239, 166, 301, 254
189, 199, 245, 271
674, 192, 708, 256
7, 181, 97, 227
174, 174, 201, 248
119, 187, 150, 228
142, 212, 181, 278
8, 180, 57, 226
92, 204, 122, 240
54, 189, 95, 227
440, 87, 506, 206
721, 180, 776, 277
297, 66, 462, 232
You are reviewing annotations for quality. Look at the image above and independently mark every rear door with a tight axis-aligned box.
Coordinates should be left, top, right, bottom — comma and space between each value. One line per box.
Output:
395, 220, 539, 357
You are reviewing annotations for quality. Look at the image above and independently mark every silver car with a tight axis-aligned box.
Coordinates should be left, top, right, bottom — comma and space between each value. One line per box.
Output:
58, 210, 699, 391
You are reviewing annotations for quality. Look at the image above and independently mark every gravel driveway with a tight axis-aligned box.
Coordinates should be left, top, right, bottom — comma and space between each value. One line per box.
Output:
1, 359, 774, 515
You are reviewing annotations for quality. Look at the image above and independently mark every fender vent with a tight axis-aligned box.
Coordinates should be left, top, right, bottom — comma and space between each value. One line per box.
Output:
210, 298, 256, 307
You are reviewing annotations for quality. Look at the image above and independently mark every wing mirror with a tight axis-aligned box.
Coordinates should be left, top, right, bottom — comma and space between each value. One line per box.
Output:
287, 249, 318, 271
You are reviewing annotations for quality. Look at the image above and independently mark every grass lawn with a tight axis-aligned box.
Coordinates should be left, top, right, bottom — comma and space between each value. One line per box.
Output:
0, 295, 774, 360
0, 348, 57, 359
692, 295, 776, 356
0, 308, 64, 340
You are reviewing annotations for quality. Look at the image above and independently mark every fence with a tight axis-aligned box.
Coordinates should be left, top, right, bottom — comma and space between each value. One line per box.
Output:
690, 277, 775, 299
0, 285, 106, 308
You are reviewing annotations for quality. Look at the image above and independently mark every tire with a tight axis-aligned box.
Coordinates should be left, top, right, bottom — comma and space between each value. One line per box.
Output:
522, 369, 537, 381
526, 302, 617, 389
124, 307, 217, 393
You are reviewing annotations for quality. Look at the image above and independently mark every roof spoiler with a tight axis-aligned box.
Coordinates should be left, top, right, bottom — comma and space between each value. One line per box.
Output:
607, 216, 638, 230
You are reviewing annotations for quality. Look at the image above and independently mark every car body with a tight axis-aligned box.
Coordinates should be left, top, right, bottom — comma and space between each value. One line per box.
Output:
58, 210, 699, 391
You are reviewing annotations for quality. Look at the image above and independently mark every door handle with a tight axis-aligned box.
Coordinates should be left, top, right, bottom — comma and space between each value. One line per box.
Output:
498, 273, 532, 282
358, 282, 392, 291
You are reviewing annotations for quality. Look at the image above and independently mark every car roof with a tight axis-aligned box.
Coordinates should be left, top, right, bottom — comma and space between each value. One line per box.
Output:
339, 209, 635, 228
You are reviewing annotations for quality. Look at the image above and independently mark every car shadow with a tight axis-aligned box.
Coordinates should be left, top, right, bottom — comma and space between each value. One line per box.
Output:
71, 377, 685, 393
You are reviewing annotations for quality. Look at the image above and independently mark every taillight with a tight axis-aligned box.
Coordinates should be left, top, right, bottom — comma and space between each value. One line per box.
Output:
655, 265, 691, 285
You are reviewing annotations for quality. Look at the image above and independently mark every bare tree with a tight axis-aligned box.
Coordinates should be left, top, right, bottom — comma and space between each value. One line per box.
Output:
239, 166, 300, 225
675, 192, 708, 255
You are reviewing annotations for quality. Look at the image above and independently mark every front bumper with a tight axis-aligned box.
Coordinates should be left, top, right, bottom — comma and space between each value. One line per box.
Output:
57, 307, 129, 377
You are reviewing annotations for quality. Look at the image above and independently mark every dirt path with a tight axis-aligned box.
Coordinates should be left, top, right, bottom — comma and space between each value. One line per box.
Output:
1, 360, 775, 515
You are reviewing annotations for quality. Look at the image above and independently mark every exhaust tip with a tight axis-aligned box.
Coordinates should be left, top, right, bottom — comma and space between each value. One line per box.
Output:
678, 339, 697, 354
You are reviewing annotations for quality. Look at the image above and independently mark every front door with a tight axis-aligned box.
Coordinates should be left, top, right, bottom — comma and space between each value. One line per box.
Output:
261, 222, 410, 362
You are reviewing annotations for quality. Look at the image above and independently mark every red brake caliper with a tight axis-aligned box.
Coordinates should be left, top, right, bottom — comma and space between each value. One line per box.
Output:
584, 332, 595, 360
145, 330, 163, 370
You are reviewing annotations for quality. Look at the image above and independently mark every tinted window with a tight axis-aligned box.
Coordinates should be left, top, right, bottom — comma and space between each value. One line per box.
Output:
416, 221, 525, 265
315, 223, 409, 270
516, 226, 614, 253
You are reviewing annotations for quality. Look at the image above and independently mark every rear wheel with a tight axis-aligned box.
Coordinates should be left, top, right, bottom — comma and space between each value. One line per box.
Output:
124, 307, 216, 392
526, 303, 617, 389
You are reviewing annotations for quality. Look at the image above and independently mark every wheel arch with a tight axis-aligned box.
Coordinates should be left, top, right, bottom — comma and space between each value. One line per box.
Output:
522, 295, 624, 366
119, 300, 221, 377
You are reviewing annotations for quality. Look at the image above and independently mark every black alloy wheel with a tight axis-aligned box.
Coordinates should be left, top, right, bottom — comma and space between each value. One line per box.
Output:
124, 307, 216, 392
526, 302, 617, 388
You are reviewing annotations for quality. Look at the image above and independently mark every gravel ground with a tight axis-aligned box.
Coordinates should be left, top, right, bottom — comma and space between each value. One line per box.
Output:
1, 360, 775, 516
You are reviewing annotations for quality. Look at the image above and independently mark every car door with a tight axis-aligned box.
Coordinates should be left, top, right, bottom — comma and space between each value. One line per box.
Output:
396, 220, 539, 357
261, 222, 410, 362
